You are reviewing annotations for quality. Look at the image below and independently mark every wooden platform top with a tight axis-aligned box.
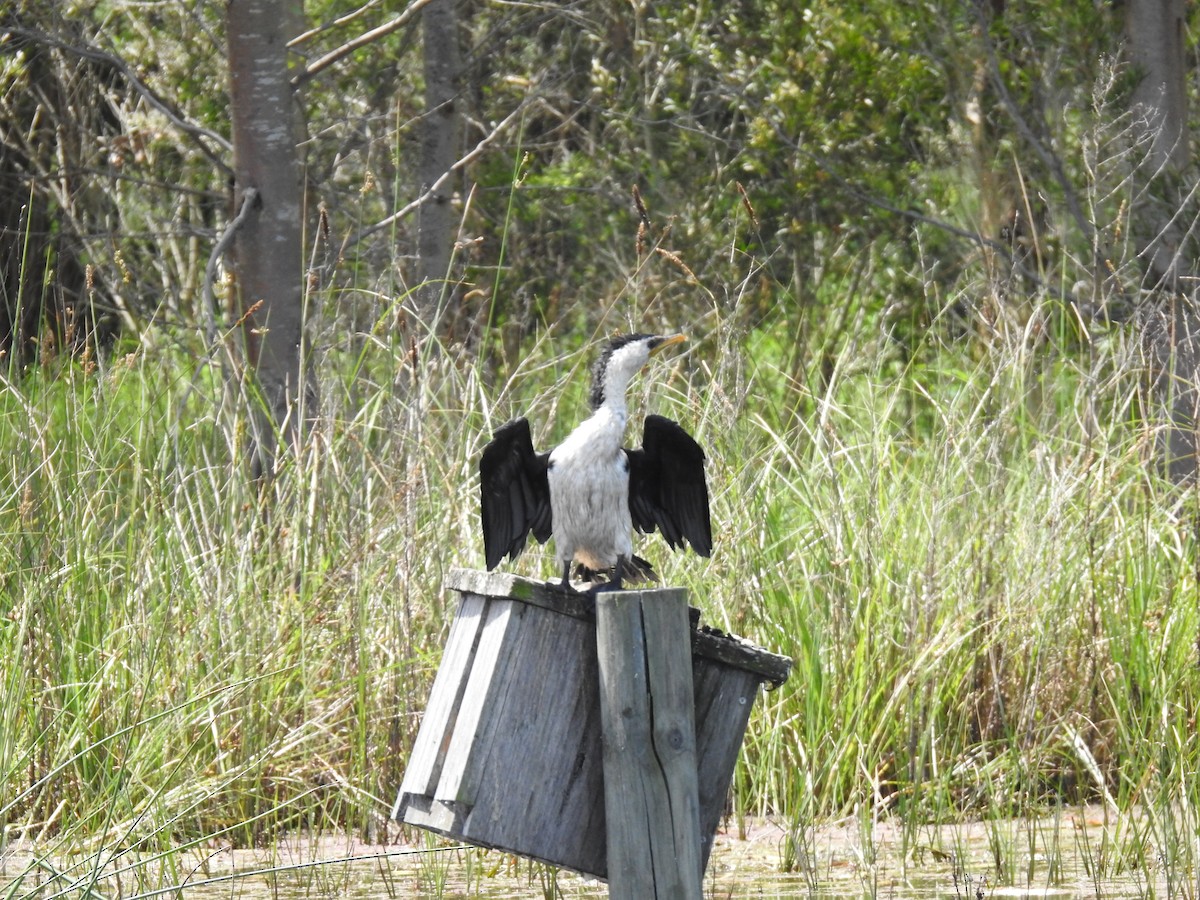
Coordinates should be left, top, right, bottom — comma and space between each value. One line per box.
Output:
445, 569, 793, 687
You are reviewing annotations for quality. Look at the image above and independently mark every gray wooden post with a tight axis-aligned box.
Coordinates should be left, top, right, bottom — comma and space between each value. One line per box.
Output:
595, 588, 703, 899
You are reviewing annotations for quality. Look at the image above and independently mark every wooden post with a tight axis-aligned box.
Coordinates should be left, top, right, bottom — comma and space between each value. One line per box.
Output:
595, 588, 703, 900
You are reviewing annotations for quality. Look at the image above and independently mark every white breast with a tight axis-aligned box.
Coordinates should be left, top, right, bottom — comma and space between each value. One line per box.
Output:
547, 409, 632, 570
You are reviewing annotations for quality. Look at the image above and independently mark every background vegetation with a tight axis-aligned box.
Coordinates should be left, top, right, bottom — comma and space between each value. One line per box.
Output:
3, 0, 1200, 895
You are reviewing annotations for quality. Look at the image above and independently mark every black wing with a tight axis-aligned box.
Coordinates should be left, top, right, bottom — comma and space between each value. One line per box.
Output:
479, 418, 553, 570
626, 414, 712, 557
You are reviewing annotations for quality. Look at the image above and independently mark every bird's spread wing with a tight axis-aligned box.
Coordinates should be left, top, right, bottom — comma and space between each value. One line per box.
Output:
626, 414, 712, 557
479, 418, 552, 570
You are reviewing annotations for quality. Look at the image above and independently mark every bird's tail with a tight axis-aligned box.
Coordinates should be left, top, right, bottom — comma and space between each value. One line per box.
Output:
623, 554, 658, 584
573, 555, 659, 585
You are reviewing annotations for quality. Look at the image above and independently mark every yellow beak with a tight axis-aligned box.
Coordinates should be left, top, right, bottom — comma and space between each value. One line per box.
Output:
650, 334, 687, 355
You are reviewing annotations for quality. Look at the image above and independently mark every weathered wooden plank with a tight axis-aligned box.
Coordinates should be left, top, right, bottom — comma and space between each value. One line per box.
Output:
692, 625, 793, 686
447, 570, 790, 680
642, 594, 704, 896
397, 792, 464, 835
693, 661, 762, 862
445, 568, 594, 620
444, 568, 705, 630
435, 596, 526, 805
596, 591, 658, 897
459, 596, 608, 874
393, 591, 489, 816
597, 589, 702, 900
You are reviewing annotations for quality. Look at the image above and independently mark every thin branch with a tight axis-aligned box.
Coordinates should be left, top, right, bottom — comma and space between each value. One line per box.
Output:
351, 98, 531, 244
289, 0, 388, 48
292, 0, 437, 88
1, 24, 232, 175
171, 187, 260, 465
202, 188, 259, 348
970, 6, 1094, 246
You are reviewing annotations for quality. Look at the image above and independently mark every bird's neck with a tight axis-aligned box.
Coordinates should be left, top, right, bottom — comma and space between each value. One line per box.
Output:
593, 358, 641, 414
575, 356, 642, 449
580, 400, 628, 449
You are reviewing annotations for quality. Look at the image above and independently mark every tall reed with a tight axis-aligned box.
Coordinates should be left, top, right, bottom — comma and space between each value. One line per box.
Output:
2, 245, 1199, 897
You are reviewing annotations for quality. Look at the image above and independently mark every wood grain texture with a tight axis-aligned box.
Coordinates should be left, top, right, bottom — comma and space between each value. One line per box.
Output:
435, 597, 523, 805
393, 591, 488, 817
596, 589, 703, 899
692, 661, 761, 858
458, 590, 607, 873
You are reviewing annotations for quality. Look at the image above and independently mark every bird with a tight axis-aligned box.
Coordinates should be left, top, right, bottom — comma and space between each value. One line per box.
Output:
479, 333, 712, 592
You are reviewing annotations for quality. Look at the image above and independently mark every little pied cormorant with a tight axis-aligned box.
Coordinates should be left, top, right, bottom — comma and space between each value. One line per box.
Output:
479, 333, 712, 592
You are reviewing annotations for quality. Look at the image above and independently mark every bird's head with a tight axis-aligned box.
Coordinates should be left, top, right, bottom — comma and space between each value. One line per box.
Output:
589, 333, 687, 410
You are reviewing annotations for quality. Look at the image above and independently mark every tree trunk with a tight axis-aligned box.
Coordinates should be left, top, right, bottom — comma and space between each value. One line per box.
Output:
1127, 0, 1188, 290
1125, 0, 1193, 480
416, 0, 462, 338
226, 0, 310, 477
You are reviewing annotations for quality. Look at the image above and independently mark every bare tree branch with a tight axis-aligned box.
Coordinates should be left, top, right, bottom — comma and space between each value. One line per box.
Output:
202, 187, 259, 349
175, 186, 260, 461
292, 0, 437, 88
1, 24, 232, 175
351, 97, 532, 244
969, 6, 1094, 247
785, 133, 1086, 310
289, 0, 387, 48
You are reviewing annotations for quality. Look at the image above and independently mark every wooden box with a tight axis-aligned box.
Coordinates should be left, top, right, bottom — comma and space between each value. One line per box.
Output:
393, 569, 791, 880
